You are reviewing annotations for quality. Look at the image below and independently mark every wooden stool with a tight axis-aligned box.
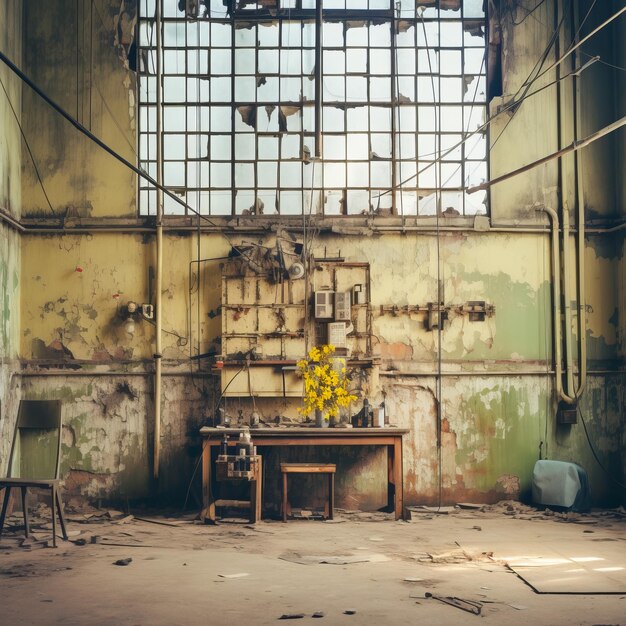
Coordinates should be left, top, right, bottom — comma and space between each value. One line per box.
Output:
280, 463, 336, 522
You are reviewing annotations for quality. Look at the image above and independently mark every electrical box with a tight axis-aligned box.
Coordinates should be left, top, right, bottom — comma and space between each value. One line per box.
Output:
353, 284, 366, 304
315, 291, 334, 319
327, 322, 347, 348
334, 292, 352, 321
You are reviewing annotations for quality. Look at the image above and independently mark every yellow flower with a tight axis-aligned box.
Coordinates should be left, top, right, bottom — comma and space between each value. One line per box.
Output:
297, 344, 356, 418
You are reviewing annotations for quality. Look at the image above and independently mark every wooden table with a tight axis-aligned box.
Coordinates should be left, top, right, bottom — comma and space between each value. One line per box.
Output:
199, 427, 408, 521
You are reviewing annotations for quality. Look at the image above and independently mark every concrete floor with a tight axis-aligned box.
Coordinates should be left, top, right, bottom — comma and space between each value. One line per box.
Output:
1, 503, 625, 625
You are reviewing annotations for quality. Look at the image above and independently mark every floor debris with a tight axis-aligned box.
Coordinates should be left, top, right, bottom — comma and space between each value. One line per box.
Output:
279, 552, 389, 565
425, 592, 482, 615
113, 558, 132, 566
217, 573, 250, 579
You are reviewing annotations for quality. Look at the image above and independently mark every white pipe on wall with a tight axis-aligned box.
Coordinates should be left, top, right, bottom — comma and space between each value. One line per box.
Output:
154, 0, 163, 479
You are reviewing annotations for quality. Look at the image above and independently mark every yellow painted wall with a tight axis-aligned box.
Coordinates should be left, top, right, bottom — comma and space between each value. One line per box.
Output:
3, 0, 625, 505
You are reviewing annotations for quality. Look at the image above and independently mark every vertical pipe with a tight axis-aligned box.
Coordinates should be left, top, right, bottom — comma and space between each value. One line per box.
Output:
537, 206, 573, 404
562, 205, 575, 395
314, 0, 323, 158
154, 0, 163, 479
556, 0, 575, 402
573, 0, 587, 398
390, 7, 397, 214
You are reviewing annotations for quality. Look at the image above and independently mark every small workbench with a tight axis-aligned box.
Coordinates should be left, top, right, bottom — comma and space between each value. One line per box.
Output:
199, 427, 408, 521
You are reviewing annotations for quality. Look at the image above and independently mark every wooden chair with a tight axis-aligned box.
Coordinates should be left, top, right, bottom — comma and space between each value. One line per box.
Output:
0, 400, 68, 547
281, 463, 336, 522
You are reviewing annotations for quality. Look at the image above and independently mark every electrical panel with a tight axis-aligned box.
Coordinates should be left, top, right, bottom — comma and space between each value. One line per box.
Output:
327, 322, 347, 348
334, 291, 351, 321
315, 291, 334, 319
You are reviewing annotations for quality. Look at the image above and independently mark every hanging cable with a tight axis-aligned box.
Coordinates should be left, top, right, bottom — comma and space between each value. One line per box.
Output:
419, 9, 444, 509
530, 4, 626, 87
0, 75, 56, 214
576, 402, 626, 490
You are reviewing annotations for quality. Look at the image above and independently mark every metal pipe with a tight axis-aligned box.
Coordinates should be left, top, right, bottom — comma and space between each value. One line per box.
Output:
562, 205, 575, 395
467, 116, 626, 194
314, 0, 323, 158
0, 208, 25, 232
0, 49, 213, 223
537, 205, 575, 404
572, 1, 587, 399
154, 0, 163, 480
18, 367, 622, 378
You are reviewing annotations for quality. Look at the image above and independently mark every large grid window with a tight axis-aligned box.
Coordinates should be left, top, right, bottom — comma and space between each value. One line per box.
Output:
138, 0, 488, 217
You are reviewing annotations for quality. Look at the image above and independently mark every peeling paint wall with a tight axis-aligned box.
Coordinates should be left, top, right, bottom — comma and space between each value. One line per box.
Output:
21, 0, 137, 217
2, 1, 625, 508
0, 0, 22, 470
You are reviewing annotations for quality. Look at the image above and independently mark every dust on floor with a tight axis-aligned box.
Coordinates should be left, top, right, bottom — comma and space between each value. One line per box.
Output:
1, 502, 625, 625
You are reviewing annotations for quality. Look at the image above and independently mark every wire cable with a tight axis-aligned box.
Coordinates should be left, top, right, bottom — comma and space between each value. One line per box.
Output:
419, 9, 444, 509
531, 4, 625, 87
182, 365, 246, 512
577, 402, 626, 490
0, 75, 56, 214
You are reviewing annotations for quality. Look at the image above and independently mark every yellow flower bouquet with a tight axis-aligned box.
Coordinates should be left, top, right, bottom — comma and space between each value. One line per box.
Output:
297, 344, 357, 422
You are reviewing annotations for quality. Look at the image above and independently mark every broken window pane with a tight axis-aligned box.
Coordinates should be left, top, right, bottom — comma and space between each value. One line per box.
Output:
369, 23, 390, 47
139, 2, 488, 217
258, 23, 280, 47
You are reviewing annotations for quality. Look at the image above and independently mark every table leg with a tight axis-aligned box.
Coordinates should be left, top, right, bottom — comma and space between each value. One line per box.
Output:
328, 473, 334, 521
282, 471, 287, 523
21, 487, 30, 538
393, 438, 403, 520
0, 487, 12, 538
201, 442, 216, 523
250, 457, 262, 523
387, 438, 404, 520
55, 488, 68, 540
51, 485, 57, 548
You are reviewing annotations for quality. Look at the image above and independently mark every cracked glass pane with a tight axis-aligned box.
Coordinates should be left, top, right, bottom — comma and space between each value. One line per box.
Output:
139, 1, 487, 217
